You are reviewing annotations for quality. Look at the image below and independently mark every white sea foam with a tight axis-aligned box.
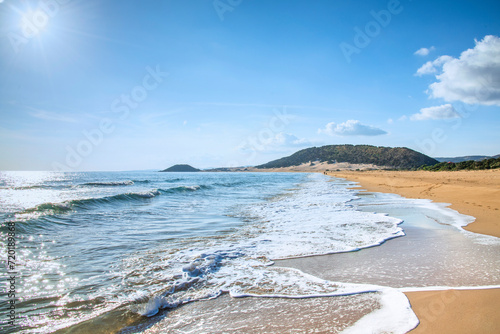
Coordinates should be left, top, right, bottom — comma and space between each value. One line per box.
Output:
352, 190, 476, 231
243, 173, 405, 259
355, 190, 500, 247
341, 288, 419, 334
123, 173, 419, 333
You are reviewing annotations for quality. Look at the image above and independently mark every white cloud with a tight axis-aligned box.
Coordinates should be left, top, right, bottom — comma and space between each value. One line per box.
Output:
414, 46, 435, 56
318, 120, 387, 136
410, 104, 460, 121
415, 55, 453, 76
29, 109, 77, 123
416, 35, 500, 106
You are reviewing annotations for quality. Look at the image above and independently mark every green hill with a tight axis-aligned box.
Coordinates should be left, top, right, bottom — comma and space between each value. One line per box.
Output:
256, 145, 439, 169
159, 164, 200, 172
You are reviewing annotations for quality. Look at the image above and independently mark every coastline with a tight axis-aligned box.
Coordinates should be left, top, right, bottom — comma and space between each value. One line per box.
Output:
328, 169, 500, 238
327, 169, 500, 333
111, 169, 500, 333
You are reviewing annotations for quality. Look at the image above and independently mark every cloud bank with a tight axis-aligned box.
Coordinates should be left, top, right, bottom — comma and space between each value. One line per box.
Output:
318, 120, 387, 136
416, 35, 500, 106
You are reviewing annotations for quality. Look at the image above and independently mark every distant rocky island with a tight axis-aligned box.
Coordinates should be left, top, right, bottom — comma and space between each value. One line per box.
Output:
160, 164, 200, 172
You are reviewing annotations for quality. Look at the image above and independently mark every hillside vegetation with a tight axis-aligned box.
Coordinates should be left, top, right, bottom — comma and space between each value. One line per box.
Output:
434, 155, 499, 163
419, 157, 500, 171
256, 145, 439, 169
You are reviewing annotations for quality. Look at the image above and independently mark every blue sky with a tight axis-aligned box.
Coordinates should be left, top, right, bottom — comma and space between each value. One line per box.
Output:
1, 0, 499, 171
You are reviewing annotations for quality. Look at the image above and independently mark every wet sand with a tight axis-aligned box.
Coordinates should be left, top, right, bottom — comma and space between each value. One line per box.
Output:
143, 293, 381, 333
327, 170, 500, 333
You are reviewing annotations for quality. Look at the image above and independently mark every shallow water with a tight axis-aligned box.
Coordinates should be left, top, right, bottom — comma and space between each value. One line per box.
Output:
277, 191, 500, 289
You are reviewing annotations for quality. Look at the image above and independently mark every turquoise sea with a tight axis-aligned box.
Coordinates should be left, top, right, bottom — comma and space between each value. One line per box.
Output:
1, 171, 499, 333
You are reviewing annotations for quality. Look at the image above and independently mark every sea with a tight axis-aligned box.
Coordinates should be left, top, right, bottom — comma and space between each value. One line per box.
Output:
1, 171, 499, 333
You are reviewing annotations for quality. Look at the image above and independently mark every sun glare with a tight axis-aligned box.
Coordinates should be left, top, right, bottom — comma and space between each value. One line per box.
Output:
20, 9, 50, 38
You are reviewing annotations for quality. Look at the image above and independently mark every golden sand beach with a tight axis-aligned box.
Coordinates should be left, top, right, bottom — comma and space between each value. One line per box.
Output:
328, 169, 500, 334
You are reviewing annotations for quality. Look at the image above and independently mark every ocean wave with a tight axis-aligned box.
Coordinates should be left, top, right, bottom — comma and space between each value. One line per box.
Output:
213, 180, 249, 188
21, 202, 74, 215
16, 189, 162, 219
161, 185, 209, 193
15, 186, 207, 219
18, 185, 52, 190
159, 178, 183, 183
107, 189, 162, 201
81, 180, 135, 187
132, 179, 152, 184
4, 184, 67, 190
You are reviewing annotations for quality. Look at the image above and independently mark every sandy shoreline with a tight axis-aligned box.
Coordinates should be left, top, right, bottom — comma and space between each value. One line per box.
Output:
327, 169, 500, 333
329, 169, 500, 238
